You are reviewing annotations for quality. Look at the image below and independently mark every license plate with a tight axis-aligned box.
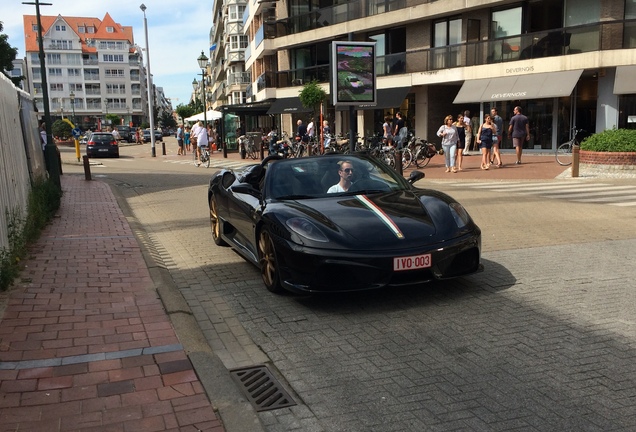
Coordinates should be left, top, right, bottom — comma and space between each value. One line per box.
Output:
98, 148, 108, 152
393, 253, 431, 271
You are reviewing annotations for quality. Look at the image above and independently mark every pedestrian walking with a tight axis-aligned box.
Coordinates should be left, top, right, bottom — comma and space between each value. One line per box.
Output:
437, 115, 459, 173
508, 106, 530, 164
463, 110, 473, 154
176, 124, 184, 155
454, 113, 466, 171
476, 114, 496, 170
490, 108, 503, 167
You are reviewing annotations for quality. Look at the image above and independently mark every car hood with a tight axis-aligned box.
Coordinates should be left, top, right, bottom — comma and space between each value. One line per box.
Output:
279, 191, 451, 248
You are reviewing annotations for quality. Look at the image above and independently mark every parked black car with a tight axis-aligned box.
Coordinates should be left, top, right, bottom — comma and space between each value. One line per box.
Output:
86, 132, 119, 158
116, 125, 133, 143
142, 129, 163, 143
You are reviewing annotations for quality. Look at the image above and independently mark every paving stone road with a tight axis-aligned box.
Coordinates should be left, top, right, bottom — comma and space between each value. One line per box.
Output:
61, 144, 636, 431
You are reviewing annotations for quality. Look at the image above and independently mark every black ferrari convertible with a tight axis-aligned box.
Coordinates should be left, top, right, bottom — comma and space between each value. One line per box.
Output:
208, 154, 482, 294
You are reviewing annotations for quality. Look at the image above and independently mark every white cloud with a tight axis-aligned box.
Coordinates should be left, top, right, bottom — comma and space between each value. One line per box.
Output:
1, 0, 214, 105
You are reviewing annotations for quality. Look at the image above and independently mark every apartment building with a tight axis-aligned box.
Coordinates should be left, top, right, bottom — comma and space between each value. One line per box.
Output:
23, 13, 149, 131
235, 0, 636, 151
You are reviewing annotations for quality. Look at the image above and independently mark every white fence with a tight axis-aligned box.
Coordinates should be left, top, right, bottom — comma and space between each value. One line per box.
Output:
0, 72, 47, 250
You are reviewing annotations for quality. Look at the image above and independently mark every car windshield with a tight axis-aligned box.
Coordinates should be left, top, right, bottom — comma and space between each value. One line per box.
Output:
265, 155, 408, 200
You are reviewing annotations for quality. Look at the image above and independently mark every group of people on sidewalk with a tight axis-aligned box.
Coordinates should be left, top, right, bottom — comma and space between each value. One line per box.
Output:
175, 121, 221, 165
437, 106, 530, 173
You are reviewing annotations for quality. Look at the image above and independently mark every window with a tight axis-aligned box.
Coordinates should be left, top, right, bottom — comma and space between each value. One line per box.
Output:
491, 7, 522, 38
31, 53, 39, 63
106, 84, 126, 94
131, 84, 141, 94
33, 82, 42, 93
47, 53, 62, 64
85, 84, 101, 94
229, 5, 246, 20
50, 40, 72, 49
106, 26, 114, 33
433, 17, 462, 68
99, 41, 126, 50
84, 69, 100, 80
87, 26, 95, 34
102, 54, 124, 62
78, 26, 85, 33
50, 83, 64, 91
69, 83, 83, 92
67, 53, 81, 65
54, 25, 66, 31
68, 68, 81, 76
31, 67, 41, 79
232, 91, 246, 105
230, 35, 248, 50
130, 70, 140, 81
564, 0, 600, 26
105, 69, 125, 77
32, 24, 38, 31
48, 68, 63, 76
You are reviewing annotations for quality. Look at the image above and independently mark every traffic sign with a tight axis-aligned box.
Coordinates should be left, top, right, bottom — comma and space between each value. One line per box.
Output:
72, 127, 82, 139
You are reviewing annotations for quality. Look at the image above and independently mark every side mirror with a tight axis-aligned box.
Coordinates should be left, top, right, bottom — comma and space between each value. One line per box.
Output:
408, 170, 425, 184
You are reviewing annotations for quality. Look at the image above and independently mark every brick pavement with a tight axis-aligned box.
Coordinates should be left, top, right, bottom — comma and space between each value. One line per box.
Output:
0, 176, 224, 432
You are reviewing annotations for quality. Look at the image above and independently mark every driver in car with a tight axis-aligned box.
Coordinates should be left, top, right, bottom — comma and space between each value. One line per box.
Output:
327, 160, 354, 193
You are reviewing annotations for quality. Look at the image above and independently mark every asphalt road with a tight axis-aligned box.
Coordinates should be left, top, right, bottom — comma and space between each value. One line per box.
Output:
61, 142, 636, 432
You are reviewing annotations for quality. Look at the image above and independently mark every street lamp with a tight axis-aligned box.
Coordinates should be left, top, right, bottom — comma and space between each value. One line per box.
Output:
196, 51, 208, 131
23, 0, 60, 188
141, 3, 156, 157
69, 91, 76, 125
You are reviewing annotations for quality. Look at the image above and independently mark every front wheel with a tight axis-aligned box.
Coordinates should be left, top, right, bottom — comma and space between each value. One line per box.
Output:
402, 148, 413, 170
556, 142, 573, 166
414, 147, 432, 168
209, 195, 228, 246
258, 230, 283, 293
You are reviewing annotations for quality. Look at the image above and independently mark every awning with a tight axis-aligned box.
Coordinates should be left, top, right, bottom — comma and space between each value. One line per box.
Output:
453, 70, 583, 104
267, 97, 312, 115
184, 109, 223, 122
614, 66, 636, 95
336, 87, 411, 111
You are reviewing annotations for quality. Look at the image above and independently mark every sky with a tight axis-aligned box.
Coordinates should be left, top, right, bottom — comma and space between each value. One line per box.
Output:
1, 0, 214, 107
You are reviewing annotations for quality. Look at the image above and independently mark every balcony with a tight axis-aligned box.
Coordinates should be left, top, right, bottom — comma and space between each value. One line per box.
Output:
275, 0, 407, 36
83, 59, 98, 65
255, 20, 636, 91
227, 72, 251, 86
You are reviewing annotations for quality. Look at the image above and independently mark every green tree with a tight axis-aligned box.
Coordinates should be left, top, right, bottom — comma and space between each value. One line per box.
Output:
52, 119, 72, 139
159, 111, 176, 129
298, 80, 328, 118
0, 22, 23, 87
175, 103, 196, 122
106, 114, 120, 126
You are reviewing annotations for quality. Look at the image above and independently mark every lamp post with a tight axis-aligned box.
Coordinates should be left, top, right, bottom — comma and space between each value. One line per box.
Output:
141, 3, 156, 157
23, 0, 60, 188
196, 51, 208, 132
69, 91, 76, 125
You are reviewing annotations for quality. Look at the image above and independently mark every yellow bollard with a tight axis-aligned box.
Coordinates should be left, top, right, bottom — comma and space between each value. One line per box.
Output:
74, 138, 80, 162
572, 144, 580, 178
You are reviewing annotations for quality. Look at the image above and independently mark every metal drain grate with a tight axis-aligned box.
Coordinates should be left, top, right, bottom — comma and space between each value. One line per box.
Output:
230, 365, 296, 412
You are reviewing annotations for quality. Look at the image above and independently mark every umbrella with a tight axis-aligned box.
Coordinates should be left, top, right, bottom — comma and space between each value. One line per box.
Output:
184, 109, 223, 122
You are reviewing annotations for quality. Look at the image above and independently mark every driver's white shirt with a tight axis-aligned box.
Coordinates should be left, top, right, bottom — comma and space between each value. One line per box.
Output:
327, 183, 347, 193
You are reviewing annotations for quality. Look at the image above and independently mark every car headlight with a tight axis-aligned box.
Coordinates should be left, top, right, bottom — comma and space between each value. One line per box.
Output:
286, 218, 329, 242
449, 202, 470, 228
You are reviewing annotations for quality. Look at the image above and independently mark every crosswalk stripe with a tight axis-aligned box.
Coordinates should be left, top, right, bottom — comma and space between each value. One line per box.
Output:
438, 181, 636, 207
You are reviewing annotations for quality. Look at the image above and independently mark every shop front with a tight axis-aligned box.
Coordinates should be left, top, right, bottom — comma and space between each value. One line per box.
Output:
453, 70, 585, 151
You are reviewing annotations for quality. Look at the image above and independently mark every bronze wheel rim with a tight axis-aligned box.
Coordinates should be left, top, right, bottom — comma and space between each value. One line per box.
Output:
259, 231, 276, 287
210, 198, 220, 239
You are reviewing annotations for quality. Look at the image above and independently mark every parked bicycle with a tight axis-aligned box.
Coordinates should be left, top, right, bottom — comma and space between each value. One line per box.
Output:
556, 128, 589, 166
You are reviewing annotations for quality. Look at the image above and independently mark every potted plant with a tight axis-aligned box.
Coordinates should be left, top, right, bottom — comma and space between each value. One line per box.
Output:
579, 128, 636, 167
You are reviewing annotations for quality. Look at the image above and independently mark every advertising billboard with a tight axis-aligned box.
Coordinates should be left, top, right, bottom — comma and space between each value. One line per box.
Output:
331, 41, 377, 107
